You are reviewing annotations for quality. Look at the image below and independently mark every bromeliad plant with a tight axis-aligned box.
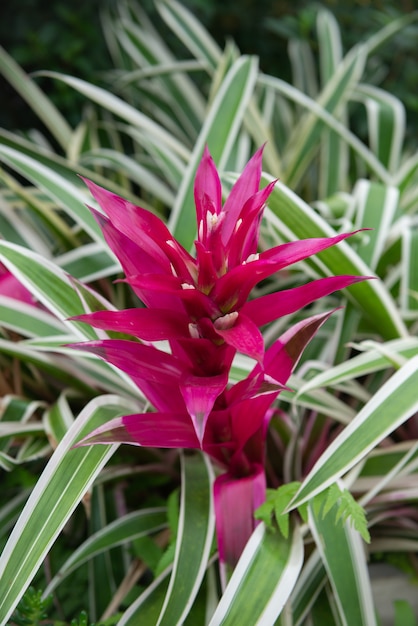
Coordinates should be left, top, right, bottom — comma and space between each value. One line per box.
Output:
71, 146, 366, 574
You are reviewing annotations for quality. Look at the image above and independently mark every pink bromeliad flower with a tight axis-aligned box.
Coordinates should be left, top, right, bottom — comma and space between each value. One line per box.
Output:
72, 146, 367, 572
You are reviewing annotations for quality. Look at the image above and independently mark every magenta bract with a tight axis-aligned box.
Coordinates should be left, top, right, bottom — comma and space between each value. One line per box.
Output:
74, 147, 368, 570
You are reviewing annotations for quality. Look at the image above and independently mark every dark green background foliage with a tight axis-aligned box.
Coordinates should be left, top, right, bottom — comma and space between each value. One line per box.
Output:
1, 0, 417, 139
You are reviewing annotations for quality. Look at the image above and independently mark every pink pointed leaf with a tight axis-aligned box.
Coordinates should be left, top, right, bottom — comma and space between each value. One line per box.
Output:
83, 178, 173, 246
75, 416, 139, 446
221, 145, 265, 245
76, 411, 200, 448
226, 181, 276, 267
180, 370, 229, 443
263, 309, 336, 384
73, 308, 191, 341
195, 241, 219, 290
91, 207, 170, 274
123, 411, 200, 448
226, 370, 289, 406
68, 339, 188, 412
194, 146, 222, 229
213, 231, 361, 309
242, 275, 370, 327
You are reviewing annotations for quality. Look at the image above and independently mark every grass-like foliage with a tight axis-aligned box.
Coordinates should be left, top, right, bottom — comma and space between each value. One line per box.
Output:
0, 1, 418, 624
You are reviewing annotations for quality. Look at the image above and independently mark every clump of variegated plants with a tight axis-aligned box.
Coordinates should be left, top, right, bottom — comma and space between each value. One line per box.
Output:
1, 2, 418, 625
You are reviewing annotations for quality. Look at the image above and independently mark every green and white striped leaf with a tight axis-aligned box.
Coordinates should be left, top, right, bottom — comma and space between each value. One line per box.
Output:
258, 75, 390, 184
80, 149, 176, 205
114, 16, 205, 134
0, 146, 103, 244
0, 128, 145, 205
169, 55, 259, 249
208, 523, 303, 625
288, 39, 318, 98
39, 72, 190, 161
309, 486, 376, 626
316, 10, 349, 196
0, 422, 45, 440
297, 337, 418, 396
0, 334, 142, 398
157, 0, 221, 70
56, 243, 120, 282
317, 10, 343, 88
121, 453, 214, 626
118, 568, 172, 626
156, 452, 214, 625
43, 393, 75, 445
0, 241, 98, 338
400, 224, 418, 318
0, 296, 67, 338
353, 180, 399, 271
0, 338, 95, 394
289, 355, 418, 509
353, 84, 406, 174
290, 549, 326, 626
263, 177, 407, 339
282, 44, 366, 188
44, 508, 167, 595
0, 46, 72, 150
0, 186, 51, 254
0, 394, 138, 626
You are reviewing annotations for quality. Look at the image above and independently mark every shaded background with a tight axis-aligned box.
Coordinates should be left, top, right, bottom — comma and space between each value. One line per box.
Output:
1, 0, 417, 142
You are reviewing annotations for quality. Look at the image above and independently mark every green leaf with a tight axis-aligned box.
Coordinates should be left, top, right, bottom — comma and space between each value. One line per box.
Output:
297, 337, 418, 396
255, 483, 301, 539
208, 523, 303, 625
0, 395, 139, 625
44, 508, 167, 595
309, 489, 377, 625
289, 356, 418, 509
38, 71, 190, 161
169, 55, 258, 250
394, 600, 417, 626
0, 146, 103, 243
321, 484, 370, 542
11, 587, 53, 626
258, 74, 390, 184
157, 0, 221, 69
0, 46, 72, 150
118, 568, 171, 626
253, 489, 277, 530
353, 180, 399, 271
264, 177, 407, 340
0, 296, 67, 338
156, 453, 214, 625
354, 84, 405, 173
0, 241, 97, 338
